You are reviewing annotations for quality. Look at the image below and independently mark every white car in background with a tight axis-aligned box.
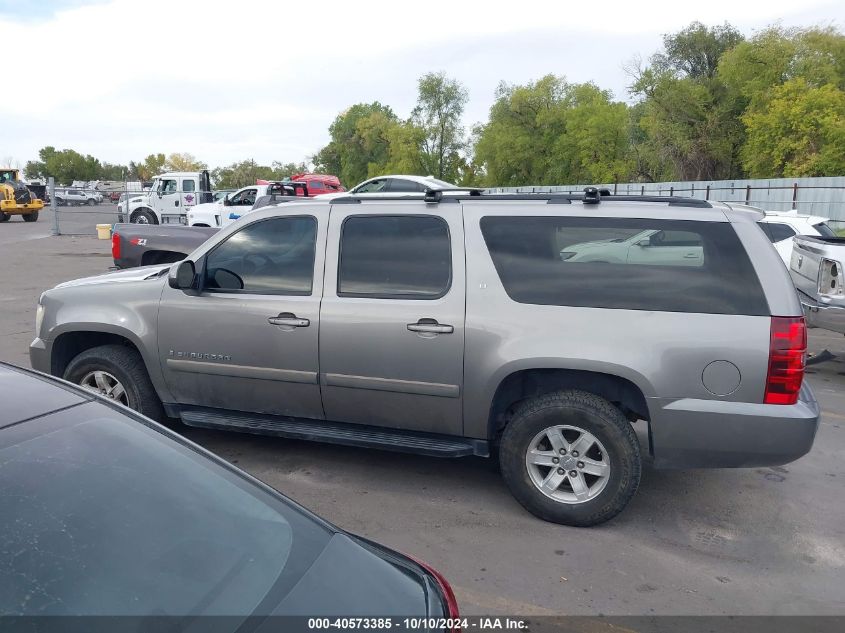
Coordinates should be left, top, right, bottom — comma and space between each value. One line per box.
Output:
316, 174, 459, 199
559, 206, 836, 267
755, 209, 837, 265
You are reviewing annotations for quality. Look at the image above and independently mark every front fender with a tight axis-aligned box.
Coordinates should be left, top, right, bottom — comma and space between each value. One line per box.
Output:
39, 281, 173, 403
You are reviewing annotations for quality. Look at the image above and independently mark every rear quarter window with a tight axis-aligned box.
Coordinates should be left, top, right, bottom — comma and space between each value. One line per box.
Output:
480, 216, 769, 315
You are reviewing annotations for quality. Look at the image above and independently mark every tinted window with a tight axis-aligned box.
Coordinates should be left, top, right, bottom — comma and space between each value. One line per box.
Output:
766, 223, 797, 243
354, 179, 387, 193
339, 215, 451, 298
230, 188, 257, 206
389, 179, 426, 193
204, 216, 316, 295
0, 404, 330, 615
813, 222, 836, 238
182, 180, 195, 192
481, 216, 768, 315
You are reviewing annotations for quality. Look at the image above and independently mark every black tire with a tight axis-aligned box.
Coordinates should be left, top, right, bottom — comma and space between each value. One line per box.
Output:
87, 198, 96, 206
130, 209, 158, 224
499, 390, 641, 527
63, 344, 164, 422
22, 212, 38, 222
0, 212, 9, 222
56, 197, 66, 206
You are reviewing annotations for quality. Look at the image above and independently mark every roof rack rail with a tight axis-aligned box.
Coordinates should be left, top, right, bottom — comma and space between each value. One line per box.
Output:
329, 186, 713, 208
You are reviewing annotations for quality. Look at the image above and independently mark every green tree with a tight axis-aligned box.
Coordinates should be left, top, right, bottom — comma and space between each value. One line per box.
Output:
651, 21, 744, 80
474, 76, 633, 186
741, 78, 845, 177
411, 72, 469, 181
211, 160, 309, 189
164, 152, 207, 172
23, 146, 102, 184
630, 21, 746, 180
313, 102, 398, 187
129, 153, 166, 181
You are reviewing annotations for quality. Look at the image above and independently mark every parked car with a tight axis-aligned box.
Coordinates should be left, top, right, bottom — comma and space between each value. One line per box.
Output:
188, 181, 310, 227
0, 362, 458, 619
753, 208, 836, 265
111, 224, 219, 268
54, 188, 89, 206
113, 192, 311, 268
82, 189, 104, 205
790, 234, 845, 335
30, 189, 819, 527
315, 174, 459, 200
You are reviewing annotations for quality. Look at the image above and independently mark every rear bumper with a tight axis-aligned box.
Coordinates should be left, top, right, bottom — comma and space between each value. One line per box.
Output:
648, 382, 820, 469
799, 290, 845, 334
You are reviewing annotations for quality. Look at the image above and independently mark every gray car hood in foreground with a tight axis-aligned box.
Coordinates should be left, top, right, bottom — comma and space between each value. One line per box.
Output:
55, 265, 170, 289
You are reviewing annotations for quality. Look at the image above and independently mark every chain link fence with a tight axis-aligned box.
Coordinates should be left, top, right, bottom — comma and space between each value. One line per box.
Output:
47, 179, 214, 236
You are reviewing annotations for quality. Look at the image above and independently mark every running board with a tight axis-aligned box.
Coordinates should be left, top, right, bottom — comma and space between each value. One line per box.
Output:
179, 407, 489, 458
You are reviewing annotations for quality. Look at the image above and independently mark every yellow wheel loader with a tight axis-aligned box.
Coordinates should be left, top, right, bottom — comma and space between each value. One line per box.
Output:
0, 168, 44, 223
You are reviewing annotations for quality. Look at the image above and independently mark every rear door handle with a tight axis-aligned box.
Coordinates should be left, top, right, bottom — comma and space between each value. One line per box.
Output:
407, 319, 454, 334
684, 253, 699, 258
268, 312, 310, 327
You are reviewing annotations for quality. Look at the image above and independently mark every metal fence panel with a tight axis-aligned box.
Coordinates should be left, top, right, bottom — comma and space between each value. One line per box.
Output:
490, 177, 845, 229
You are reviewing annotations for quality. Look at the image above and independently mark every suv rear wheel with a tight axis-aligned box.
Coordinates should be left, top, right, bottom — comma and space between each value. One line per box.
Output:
499, 390, 641, 527
64, 344, 164, 421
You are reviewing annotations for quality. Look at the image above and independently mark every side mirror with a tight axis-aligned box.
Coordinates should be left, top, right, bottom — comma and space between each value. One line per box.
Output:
169, 260, 197, 291
223, 195, 231, 206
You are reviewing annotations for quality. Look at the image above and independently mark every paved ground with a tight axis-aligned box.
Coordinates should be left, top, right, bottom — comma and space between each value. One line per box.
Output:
1, 225, 844, 617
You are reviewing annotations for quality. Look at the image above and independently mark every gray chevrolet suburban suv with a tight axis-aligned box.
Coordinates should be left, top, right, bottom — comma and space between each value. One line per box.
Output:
30, 189, 820, 526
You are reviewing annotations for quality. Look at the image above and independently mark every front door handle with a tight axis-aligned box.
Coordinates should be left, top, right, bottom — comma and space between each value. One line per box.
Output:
407, 319, 454, 334
268, 312, 310, 327
174, 200, 180, 206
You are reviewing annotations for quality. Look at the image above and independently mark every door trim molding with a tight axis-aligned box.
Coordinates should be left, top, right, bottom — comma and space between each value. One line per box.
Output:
167, 359, 318, 384
324, 373, 460, 398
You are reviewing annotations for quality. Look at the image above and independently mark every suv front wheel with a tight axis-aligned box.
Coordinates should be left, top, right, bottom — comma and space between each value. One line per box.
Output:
499, 390, 641, 527
64, 344, 164, 421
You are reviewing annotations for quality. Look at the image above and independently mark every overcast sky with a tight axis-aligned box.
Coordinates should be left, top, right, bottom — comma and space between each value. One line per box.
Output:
1, 0, 841, 171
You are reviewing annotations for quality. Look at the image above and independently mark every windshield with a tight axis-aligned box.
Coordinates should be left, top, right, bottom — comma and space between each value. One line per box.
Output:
0, 404, 331, 616
813, 222, 837, 238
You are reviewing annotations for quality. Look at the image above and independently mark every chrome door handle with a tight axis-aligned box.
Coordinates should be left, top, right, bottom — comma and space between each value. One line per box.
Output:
407, 320, 454, 334
268, 313, 310, 327
684, 253, 699, 258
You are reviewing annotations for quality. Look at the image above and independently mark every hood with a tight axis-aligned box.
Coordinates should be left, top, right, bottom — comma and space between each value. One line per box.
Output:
55, 265, 169, 289
190, 201, 222, 214
264, 533, 436, 618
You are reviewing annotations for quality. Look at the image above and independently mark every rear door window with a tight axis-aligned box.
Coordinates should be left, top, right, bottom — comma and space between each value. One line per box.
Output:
338, 215, 451, 298
480, 216, 769, 315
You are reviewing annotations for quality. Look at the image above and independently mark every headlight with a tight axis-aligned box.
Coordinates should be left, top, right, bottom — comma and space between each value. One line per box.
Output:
35, 296, 45, 336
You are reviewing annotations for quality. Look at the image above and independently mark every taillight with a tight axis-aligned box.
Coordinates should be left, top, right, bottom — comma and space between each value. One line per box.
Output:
111, 232, 120, 260
407, 555, 460, 624
764, 316, 807, 405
